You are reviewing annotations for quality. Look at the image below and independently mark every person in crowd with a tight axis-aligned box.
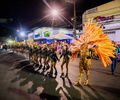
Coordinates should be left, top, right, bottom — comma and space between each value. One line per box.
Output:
117, 45, 120, 61
111, 41, 119, 75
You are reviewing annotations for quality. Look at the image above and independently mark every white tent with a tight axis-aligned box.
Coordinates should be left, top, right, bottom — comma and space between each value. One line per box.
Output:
50, 33, 74, 40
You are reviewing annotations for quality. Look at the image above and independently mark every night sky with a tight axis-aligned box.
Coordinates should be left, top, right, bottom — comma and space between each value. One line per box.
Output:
0, 0, 112, 37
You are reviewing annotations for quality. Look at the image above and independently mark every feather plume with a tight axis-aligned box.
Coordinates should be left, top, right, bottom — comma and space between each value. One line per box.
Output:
71, 19, 115, 67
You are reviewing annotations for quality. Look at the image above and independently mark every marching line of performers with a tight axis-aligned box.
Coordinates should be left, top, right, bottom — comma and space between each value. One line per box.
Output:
10, 43, 72, 79
8, 41, 119, 85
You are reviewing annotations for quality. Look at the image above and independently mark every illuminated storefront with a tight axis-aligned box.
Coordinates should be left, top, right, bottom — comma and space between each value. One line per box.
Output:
82, 0, 120, 44
34, 27, 53, 40
32, 27, 76, 43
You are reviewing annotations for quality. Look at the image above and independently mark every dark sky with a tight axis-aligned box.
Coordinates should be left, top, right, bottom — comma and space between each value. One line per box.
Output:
0, 0, 112, 36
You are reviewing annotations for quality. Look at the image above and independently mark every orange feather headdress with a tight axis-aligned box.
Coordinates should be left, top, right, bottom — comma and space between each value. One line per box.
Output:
71, 19, 115, 67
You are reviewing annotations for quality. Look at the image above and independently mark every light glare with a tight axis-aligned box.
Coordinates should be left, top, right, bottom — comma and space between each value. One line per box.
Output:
51, 9, 59, 16
20, 31, 25, 37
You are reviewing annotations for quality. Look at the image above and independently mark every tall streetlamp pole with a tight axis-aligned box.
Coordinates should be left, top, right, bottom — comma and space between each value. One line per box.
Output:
73, 0, 77, 38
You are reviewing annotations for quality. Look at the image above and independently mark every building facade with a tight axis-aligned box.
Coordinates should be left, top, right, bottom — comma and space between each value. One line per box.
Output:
82, 0, 120, 44
27, 27, 79, 43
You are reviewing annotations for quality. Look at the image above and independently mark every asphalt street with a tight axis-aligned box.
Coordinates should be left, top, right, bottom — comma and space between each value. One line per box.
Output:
0, 49, 120, 100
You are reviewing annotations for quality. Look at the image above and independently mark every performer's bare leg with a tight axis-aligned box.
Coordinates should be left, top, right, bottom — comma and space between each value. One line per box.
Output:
60, 61, 65, 77
50, 62, 54, 77
53, 62, 57, 77
75, 66, 83, 86
65, 60, 69, 77
84, 70, 89, 85
79, 71, 83, 85
43, 58, 47, 71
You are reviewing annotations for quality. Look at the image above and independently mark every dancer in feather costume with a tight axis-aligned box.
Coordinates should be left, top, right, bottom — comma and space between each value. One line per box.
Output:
71, 19, 116, 85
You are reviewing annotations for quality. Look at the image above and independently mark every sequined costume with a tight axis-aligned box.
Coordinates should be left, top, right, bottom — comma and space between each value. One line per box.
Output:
78, 44, 91, 85
49, 48, 59, 78
60, 45, 71, 78
71, 19, 115, 85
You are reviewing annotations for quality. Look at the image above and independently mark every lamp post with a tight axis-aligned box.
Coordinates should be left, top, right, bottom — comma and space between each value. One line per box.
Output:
73, 0, 77, 39
65, 0, 77, 38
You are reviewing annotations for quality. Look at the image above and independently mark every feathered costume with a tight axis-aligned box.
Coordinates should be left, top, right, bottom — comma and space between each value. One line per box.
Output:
71, 19, 115, 85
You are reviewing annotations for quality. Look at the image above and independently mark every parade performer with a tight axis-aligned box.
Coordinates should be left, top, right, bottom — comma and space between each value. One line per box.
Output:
71, 19, 115, 85
28, 44, 33, 61
37, 45, 43, 68
49, 48, 59, 78
45, 46, 52, 71
60, 45, 71, 78
41, 44, 49, 72
32, 43, 39, 65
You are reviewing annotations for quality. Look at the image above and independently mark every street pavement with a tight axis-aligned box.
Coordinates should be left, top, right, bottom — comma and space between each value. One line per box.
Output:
0, 49, 120, 100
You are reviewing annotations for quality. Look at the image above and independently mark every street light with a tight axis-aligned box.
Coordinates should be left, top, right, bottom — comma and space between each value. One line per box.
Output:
50, 8, 60, 27
51, 9, 59, 16
16, 29, 20, 33
20, 31, 26, 37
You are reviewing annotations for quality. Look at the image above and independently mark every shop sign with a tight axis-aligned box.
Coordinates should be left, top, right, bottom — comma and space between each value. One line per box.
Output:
94, 16, 114, 22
